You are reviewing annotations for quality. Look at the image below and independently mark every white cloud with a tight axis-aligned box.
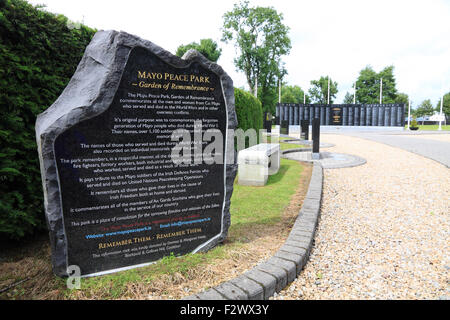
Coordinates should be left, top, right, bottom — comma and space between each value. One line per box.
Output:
28, 0, 450, 107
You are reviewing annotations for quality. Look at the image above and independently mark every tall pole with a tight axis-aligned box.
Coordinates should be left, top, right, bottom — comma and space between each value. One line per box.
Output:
353, 82, 356, 104
327, 77, 330, 104
439, 95, 443, 131
407, 99, 411, 130
278, 78, 281, 103
380, 78, 383, 104
304, 93, 306, 104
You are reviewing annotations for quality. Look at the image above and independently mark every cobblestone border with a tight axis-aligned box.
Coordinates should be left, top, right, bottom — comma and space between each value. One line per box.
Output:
183, 162, 323, 300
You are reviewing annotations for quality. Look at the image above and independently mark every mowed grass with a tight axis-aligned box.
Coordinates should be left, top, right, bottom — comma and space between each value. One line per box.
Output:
266, 136, 308, 151
280, 142, 308, 150
405, 124, 450, 131
59, 158, 304, 299
229, 158, 304, 240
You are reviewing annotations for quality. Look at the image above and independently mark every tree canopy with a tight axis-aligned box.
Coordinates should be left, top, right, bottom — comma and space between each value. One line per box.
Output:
308, 76, 338, 104
222, 0, 291, 113
281, 85, 309, 104
175, 38, 222, 62
395, 92, 409, 105
414, 99, 435, 123
435, 92, 450, 121
355, 65, 399, 104
343, 92, 354, 104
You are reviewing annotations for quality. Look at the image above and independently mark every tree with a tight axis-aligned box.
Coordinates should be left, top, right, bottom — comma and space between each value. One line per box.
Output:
416, 99, 434, 124
435, 92, 450, 122
378, 66, 398, 103
355, 66, 378, 104
395, 92, 409, 105
176, 38, 222, 62
222, 0, 291, 113
308, 76, 338, 104
281, 85, 309, 104
343, 92, 354, 104
355, 65, 399, 104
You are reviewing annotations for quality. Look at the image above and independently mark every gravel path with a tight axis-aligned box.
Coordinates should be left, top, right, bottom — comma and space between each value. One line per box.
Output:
274, 134, 449, 300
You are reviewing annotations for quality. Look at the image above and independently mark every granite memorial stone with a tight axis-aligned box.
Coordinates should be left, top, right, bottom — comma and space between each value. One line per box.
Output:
280, 120, 289, 135
312, 118, 320, 159
264, 112, 272, 133
36, 31, 237, 277
275, 103, 405, 127
331, 107, 342, 125
300, 120, 309, 140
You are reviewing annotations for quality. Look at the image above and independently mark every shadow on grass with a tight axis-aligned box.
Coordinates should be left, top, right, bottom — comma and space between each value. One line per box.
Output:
266, 164, 289, 185
228, 159, 305, 243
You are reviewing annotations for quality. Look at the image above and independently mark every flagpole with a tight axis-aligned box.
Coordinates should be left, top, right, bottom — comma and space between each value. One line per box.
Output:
327, 77, 330, 104
278, 78, 281, 103
380, 78, 383, 104
407, 99, 411, 130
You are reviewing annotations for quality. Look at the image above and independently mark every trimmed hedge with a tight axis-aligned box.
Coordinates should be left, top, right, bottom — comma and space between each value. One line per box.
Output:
234, 87, 263, 134
0, 0, 96, 239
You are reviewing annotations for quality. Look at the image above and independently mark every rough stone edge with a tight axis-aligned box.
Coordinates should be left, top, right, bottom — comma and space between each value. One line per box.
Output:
184, 161, 323, 300
35, 30, 238, 277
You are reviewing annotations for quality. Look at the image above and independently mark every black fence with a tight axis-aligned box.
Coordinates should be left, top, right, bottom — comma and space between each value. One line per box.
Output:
276, 103, 405, 127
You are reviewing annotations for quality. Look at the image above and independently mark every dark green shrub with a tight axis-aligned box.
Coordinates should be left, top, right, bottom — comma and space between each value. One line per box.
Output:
234, 88, 263, 134
0, 0, 96, 239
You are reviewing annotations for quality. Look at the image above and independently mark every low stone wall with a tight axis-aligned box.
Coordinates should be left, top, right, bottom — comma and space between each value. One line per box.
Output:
184, 161, 323, 300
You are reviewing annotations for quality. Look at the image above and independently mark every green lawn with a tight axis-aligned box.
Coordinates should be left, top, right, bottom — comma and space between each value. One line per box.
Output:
405, 124, 450, 131
280, 142, 308, 151
266, 136, 308, 151
229, 158, 304, 239
61, 158, 304, 299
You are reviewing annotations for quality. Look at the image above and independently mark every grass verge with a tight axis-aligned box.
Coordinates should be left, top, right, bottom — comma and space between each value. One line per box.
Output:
404, 124, 450, 131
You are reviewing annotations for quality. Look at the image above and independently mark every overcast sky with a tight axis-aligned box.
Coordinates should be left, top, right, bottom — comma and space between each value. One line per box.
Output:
28, 0, 450, 108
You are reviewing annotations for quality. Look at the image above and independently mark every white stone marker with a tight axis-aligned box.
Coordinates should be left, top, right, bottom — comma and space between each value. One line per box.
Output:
237, 143, 280, 186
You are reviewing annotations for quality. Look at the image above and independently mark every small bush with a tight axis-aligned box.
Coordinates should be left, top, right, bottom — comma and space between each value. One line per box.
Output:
410, 117, 419, 129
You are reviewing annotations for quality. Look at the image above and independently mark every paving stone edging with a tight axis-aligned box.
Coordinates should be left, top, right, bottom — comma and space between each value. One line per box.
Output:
183, 162, 323, 300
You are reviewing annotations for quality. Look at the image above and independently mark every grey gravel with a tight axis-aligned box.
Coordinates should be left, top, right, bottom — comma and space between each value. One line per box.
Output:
275, 134, 450, 300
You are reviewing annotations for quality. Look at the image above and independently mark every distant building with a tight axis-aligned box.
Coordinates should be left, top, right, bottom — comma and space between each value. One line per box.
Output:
406, 111, 447, 125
